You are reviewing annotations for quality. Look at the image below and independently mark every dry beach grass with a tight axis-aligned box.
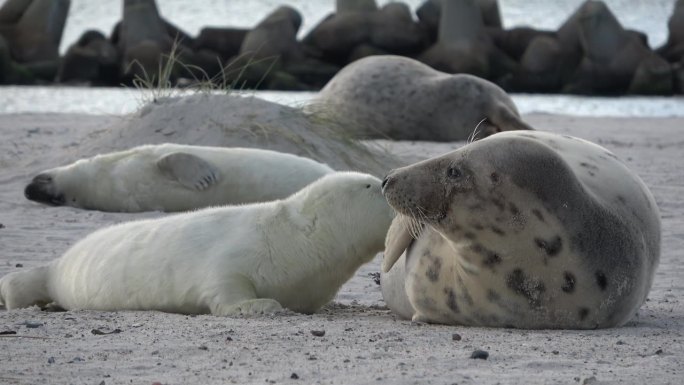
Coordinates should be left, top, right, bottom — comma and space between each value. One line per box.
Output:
0, 100, 682, 384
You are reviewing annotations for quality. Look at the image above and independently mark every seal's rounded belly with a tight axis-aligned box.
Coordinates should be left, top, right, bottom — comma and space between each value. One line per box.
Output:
381, 131, 660, 329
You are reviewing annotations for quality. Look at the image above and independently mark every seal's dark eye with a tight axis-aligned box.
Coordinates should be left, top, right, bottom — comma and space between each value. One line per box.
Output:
365, 184, 371, 189
447, 167, 462, 179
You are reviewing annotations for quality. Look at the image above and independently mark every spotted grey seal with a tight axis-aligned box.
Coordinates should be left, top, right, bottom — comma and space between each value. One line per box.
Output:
311, 55, 533, 141
380, 131, 660, 329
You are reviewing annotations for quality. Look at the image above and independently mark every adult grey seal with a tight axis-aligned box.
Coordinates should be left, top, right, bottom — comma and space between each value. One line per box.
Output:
311, 55, 532, 141
2, 172, 394, 315
380, 131, 660, 329
24, 143, 333, 212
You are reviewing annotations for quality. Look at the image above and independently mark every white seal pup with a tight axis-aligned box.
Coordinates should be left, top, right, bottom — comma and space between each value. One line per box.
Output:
2, 172, 394, 315
24, 143, 333, 212
311, 55, 533, 141
381, 131, 660, 329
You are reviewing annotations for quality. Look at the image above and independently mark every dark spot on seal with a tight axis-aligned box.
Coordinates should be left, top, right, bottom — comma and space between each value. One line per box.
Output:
616, 195, 627, 205
534, 236, 563, 257
471, 243, 485, 254
491, 198, 506, 211
491, 226, 505, 236
506, 269, 546, 308
578, 307, 590, 321
579, 162, 599, 171
483, 252, 502, 268
464, 232, 478, 240
509, 203, 520, 216
486, 290, 500, 302
471, 222, 485, 231
561, 272, 576, 293
445, 288, 459, 313
532, 209, 545, 222
595, 271, 608, 291
490, 172, 500, 184
426, 256, 442, 283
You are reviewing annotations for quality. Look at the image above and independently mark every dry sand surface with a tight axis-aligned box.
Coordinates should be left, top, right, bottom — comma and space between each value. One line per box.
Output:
0, 98, 682, 384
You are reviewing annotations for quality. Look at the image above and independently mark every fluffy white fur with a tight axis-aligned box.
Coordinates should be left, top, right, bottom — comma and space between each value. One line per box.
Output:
2, 172, 394, 316
25, 143, 334, 212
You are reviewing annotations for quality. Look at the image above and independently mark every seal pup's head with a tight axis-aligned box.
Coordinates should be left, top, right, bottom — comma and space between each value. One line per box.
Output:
293, 171, 395, 255
24, 158, 97, 208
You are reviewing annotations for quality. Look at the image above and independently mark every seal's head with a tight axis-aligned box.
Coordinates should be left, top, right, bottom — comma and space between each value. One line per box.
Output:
24, 159, 96, 208
295, 171, 395, 253
381, 132, 586, 270
24, 173, 65, 206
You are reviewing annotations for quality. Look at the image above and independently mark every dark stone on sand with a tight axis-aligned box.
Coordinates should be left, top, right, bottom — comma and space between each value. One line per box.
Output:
311, 330, 326, 337
470, 349, 489, 359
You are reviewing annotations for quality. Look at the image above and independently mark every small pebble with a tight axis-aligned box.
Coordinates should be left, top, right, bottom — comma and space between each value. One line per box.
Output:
616, 340, 625, 345
226, 336, 233, 341
198, 345, 208, 351
15, 263, 23, 268
452, 333, 462, 341
47, 357, 55, 364
470, 349, 489, 360
23, 321, 43, 329
655, 349, 663, 355
0, 223, 5, 229
91, 328, 122, 335
552, 350, 559, 355
0, 330, 17, 335
311, 330, 325, 337
290, 373, 299, 380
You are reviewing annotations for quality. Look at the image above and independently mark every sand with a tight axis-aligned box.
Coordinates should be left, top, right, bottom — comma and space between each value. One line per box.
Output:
0, 98, 682, 384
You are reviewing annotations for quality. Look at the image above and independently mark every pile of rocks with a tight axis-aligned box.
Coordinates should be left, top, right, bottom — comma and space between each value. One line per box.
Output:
1, 0, 683, 95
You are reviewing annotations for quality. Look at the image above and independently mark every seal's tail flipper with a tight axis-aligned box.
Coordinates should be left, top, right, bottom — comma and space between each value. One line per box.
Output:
0, 266, 52, 310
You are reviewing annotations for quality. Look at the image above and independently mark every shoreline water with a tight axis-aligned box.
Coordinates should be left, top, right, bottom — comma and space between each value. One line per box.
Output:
1, 86, 683, 118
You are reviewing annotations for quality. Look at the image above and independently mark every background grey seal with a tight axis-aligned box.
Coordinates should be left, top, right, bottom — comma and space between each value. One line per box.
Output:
380, 131, 660, 329
310, 55, 533, 141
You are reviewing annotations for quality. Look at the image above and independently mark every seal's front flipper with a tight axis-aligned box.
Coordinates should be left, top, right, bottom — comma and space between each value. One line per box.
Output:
156, 152, 220, 191
220, 298, 284, 316
208, 274, 283, 316
382, 216, 415, 273
0, 266, 52, 310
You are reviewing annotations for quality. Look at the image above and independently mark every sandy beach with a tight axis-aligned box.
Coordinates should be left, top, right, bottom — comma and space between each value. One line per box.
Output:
0, 105, 682, 384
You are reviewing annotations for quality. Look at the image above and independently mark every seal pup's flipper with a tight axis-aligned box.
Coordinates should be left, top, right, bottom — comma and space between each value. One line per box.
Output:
0, 266, 52, 310
382, 216, 415, 273
156, 152, 220, 191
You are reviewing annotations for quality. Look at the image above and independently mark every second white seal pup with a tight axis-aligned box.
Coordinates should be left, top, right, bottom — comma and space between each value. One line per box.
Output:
2, 172, 394, 315
24, 143, 334, 212
381, 131, 660, 329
